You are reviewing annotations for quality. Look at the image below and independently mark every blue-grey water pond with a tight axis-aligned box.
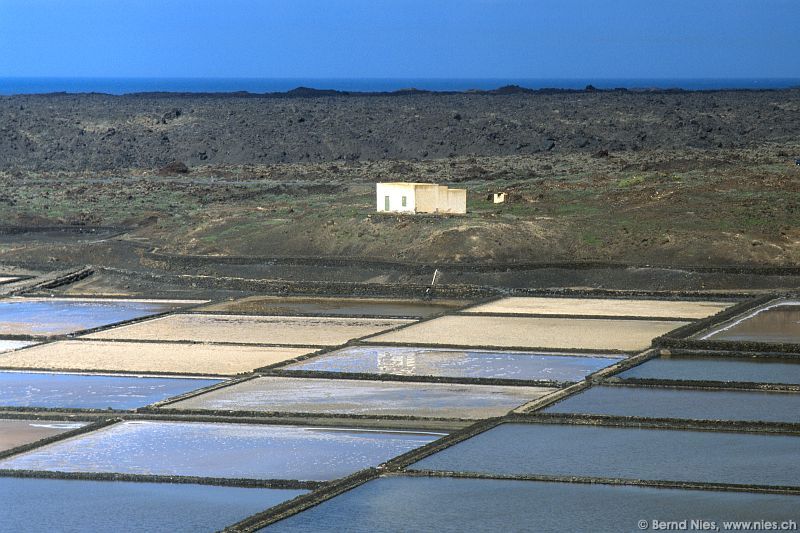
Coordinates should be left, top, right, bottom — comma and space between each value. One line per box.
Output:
619, 355, 800, 384
0, 297, 190, 336
285, 346, 621, 382
0, 371, 222, 410
268, 476, 800, 533
0, 477, 305, 533
542, 385, 800, 423
0, 421, 442, 481
412, 423, 800, 486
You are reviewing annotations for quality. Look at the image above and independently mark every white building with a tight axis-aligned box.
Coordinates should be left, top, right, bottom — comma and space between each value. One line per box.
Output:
376, 182, 467, 214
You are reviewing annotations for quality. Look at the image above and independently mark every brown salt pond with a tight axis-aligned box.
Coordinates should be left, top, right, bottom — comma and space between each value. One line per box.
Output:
466, 297, 732, 319
200, 296, 469, 317
0, 419, 86, 452
699, 300, 800, 344
166, 376, 554, 419
84, 314, 413, 346
0, 340, 314, 375
367, 315, 689, 352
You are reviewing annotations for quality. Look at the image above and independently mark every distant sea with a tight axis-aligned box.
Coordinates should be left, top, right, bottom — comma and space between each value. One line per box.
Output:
1, 78, 799, 96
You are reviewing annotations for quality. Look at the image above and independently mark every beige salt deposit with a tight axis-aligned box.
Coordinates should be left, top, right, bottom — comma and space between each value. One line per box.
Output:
465, 297, 732, 319
83, 314, 414, 346
366, 315, 690, 352
0, 340, 314, 375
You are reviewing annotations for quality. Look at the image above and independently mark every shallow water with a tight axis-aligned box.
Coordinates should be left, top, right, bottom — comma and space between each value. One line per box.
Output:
702, 301, 800, 344
542, 385, 800, 423
268, 476, 800, 533
0, 298, 187, 336
0, 419, 86, 451
0, 477, 305, 533
0, 371, 222, 409
169, 376, 550, 419
619, 356, 800, 384
412, 423, 800, 486
203, 296, 466, 317
0, 340, 35, 353
0, 421, 442, 481
285, 346, 621, 381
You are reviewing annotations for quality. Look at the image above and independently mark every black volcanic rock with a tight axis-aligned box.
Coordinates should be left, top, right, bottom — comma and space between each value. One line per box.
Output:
158, 160, 189, 174
0, 89, 798, 171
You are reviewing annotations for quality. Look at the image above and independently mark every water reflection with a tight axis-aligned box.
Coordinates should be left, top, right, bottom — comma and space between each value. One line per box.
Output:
0, 371, 221, 409
702, 300, 800, 343
0, 421, 441, 481
0, 477, 305, 533
413, 423, 800, 486
288, 346, 622, 381
0, 297, 189, 336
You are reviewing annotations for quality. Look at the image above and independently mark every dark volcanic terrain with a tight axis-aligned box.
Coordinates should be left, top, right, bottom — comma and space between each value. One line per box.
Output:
2, 89, 799, 169
0, 88, 799, 278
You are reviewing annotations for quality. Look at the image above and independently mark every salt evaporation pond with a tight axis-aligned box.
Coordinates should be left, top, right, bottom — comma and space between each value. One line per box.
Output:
619, 355, 800, 384
0, 419, 86, 451
285, 346, 621, 382
0, 340, 35, 353
167, 376, 552, 419
0, 340, 313, 375
202, 296, 467, 317
0, 421, 442, 481
268, 475, 800, 532
465, 296, 732, 319
85, 314, 412, 346
0, 477, 305, 533
0, 297, 193, 336
367, 315, 689, 351
700, 300, 800, 344
0, 371, 222, 410
412, 423, 800, 486
542, 385, 800, 423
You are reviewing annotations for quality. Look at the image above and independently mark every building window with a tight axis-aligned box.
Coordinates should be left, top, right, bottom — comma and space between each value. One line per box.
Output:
401, 196, 407, 207
384, 196, 390, 211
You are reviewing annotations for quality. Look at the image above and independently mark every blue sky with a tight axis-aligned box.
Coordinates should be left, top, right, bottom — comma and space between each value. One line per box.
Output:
0, 0, 797, 79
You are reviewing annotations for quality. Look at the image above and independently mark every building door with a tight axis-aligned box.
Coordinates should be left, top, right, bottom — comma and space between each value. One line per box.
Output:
384, 196, 390, 211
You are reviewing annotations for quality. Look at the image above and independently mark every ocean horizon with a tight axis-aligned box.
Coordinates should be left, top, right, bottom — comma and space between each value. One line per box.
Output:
1, 77, 799, 96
